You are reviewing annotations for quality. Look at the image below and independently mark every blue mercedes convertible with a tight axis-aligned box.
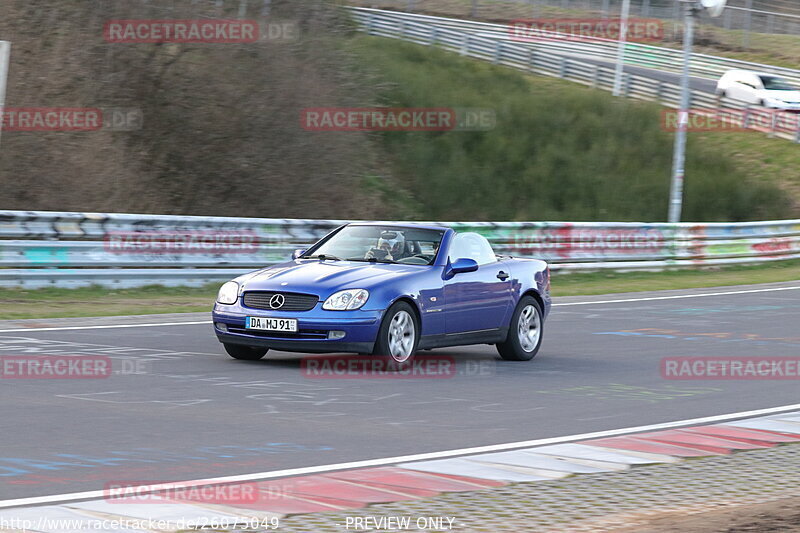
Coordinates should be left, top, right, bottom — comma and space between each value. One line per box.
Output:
212, 223, 550, 363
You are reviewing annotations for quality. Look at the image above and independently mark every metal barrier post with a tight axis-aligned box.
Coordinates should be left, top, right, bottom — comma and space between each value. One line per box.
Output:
0, 41, 10, 150
668, 1, 696, 224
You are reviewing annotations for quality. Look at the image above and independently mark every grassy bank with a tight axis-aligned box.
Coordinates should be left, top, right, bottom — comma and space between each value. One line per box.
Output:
350, 36, 795, 222
5, 260, 800, 319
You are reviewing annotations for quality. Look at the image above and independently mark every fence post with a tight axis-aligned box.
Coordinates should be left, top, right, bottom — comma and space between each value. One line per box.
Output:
769, 111, 777, 138
529, 0, 539, 19
494, 41, 503, 64
0, 41, 9, 150
592, 65, 600, 88
430, 26, 438, 45
559, 57, 567, 78
460, 34, 470, 56
742, 0, 753, 49
672, 1, 680, 38
528, 49, 537, 73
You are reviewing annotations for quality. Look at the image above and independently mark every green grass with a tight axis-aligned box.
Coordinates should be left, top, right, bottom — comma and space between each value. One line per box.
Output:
348, 36, 795, 222
1, 285, 217, 320
4, 261, 800, 319
693, 131, 800, 211
552, 259, 800, 296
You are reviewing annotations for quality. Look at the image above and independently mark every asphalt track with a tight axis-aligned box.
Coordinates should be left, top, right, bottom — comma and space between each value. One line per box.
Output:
2, 282, 799, 501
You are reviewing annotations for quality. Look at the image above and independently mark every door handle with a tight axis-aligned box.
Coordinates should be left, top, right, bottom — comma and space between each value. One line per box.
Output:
497, 271, 509, 281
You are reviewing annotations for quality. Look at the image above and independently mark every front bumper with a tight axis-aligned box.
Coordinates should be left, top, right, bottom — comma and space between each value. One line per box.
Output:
212, 302, 382, 354
771, 102, 800, 111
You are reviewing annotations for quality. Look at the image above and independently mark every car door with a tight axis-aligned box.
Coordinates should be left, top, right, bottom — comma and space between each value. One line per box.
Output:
729, 74, 754, 103
741, 74, 762, 104
443, 232, 512, 334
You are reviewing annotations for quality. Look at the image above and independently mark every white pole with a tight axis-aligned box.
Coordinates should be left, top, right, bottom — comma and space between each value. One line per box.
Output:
0, 41, 10, 149
668, 2, 695, 223
612, 0, 631, 97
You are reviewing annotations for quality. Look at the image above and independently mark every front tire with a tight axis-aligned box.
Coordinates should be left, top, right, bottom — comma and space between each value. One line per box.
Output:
224, 343, 268, 360
373, 301, 419, 363
497, 296, 543, 361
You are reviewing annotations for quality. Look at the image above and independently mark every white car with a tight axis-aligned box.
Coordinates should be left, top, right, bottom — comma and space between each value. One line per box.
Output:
716, 69, 800, 111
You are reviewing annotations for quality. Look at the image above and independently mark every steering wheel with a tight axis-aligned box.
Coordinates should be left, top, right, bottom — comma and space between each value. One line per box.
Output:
397, 254, 432, 264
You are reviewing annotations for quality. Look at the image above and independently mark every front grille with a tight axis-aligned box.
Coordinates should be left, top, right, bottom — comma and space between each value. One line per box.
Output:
242, 291, 318, 311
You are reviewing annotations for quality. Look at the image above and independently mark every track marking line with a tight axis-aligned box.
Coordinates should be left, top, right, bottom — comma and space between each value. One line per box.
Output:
2, 402, 800, 509
3, 285, 800, 333
553, 285, 800, 307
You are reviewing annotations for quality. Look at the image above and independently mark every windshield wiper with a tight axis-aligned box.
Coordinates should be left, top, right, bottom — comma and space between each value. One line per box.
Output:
342, 256, 399, 264
306, 254, 341, 261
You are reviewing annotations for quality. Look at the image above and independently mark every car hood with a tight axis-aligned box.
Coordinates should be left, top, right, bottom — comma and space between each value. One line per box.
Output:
237, 260, 425, 295
763, 89, 800, 102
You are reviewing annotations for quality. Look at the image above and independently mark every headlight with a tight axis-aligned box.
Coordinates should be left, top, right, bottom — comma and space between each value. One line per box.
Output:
322, 289, 369, 311
216, 281, 240, 305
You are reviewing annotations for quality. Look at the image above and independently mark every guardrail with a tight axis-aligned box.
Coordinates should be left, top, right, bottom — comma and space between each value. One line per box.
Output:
351, 8, 800, 86
351, 8, 800, 143
380, 0, 800, 39
2, 211, 799, 288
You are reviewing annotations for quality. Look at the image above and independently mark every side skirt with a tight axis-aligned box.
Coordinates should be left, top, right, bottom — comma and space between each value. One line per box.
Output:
418, 328, 508, 350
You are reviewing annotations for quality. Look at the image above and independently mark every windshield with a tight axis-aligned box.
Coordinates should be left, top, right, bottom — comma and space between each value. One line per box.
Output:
760, 76, 796, 91
303, 225, 444, 265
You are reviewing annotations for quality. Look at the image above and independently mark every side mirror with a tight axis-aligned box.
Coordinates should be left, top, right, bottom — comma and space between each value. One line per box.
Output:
292, 249, 307, 260
450, 257, 479, 274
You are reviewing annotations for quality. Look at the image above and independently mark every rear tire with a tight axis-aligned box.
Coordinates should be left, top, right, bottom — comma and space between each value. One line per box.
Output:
373, 301, 419, 363
496, 296, 543, 361
224, 343, 268, 360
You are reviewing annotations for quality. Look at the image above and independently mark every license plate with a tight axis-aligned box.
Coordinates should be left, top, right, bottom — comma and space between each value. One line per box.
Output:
246, 316, 298, 332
